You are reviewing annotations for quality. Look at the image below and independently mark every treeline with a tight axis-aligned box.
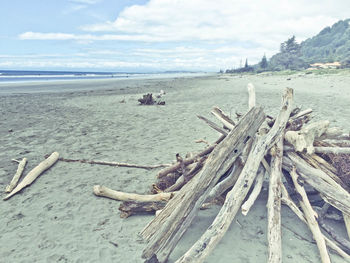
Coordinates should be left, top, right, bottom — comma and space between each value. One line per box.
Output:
224, 19, 350, 73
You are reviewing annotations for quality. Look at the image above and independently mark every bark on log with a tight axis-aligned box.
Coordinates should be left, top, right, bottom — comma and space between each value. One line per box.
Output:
93, 185, 175, 202
290, 168, 331, 263
175, 88, 293, 263
56, 157, 170, 170
4, 152, 59, 200
211, 107, 235, 129
285, 120, 329, 154
5, 158, 27, 193
141, 106, 265, 263
119, 201, 167, 218
267, 138, 283, 263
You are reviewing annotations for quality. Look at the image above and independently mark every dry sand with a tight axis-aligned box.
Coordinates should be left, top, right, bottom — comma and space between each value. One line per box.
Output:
1, 73, 350, 262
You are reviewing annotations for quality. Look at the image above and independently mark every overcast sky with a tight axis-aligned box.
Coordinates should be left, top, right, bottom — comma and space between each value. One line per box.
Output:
0, 0, 349, 72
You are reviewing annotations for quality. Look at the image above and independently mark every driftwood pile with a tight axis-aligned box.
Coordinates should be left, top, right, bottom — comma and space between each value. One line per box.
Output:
138, 91, 165, 105
94, 84, 350, 263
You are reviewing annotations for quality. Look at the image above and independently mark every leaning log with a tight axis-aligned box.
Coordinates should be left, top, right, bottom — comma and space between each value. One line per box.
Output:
175, 88, 293, 263
141, 106, 265, 263
290, 168, 331, 263
93, 185, 175, 202
267, 138, 283, 263
5, 158, 27, 193
4, 152, 59, 200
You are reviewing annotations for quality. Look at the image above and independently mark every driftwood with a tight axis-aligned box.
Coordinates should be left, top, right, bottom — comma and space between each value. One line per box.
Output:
55, 157, 170, 170
197, 115, 228, 136
141, 107, 265, 263
4, 152, 59, 200
267, 138, 283, 263
211, 107, 235, 129
93, 185, 175, 202
5, 158, 27, 193
285, 120, 329, 154
290, 168, 331, 263
119, 201, 167, 218
247, 83, 256, 110
175, 88, 294, 263
138, 93, 165, 105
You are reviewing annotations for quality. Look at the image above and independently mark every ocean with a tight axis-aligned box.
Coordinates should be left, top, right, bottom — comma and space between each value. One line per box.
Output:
0, 70, 207, 83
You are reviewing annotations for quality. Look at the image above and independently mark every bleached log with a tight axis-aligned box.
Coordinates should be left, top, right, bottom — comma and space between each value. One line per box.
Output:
4, 152, 59, 200
343, 214, 350, 241
284, 152, 350, 216
119, 201, 167, 218
211, 107, 235, 129
313, 147, 350, 154
247, 83, 256, 110
320, 139, 350, 146
281, 182, 350, 261
290, 168, 331, 263
267, 138, 283, 263
285, 120, 329, 154
5, 158, 27, 193
289, 108, 312, 120
241, 165, 264, 216
197, 115, 228, 136
175, 88, 294, 263
56, 157, 170, 170
93, 185, 175, 202
141, 107, 265, 263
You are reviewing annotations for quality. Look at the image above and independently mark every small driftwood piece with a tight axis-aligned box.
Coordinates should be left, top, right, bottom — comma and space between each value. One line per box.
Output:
119, 201, 167, 218
290, 168, 331, 263
197, 115, 228, 136
344, 214, 350, 241
176, 88, 293, 263
4, 152, 59, 200
93, 185, 175, 202
285, 120, 329, 154
247, 83, 256, 110
313, 147, 350, 154
56, 157, 170, 170
267, 138, 283, 263
141, 107, 265, 263
5, 158, 27, 193
211, 107, 235, 129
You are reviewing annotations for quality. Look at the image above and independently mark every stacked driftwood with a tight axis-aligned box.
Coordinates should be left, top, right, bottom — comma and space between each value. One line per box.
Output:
94, 84, 350, 263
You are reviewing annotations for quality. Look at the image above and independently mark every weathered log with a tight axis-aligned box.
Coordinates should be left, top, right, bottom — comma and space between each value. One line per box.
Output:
344, 214, 350, 241
313, 147, 350, 154
241, 165, 264, 216
5, 158, 27, 193
141, 106, 265, 263
247, 83, 256, 110
55, 157, 170, 170
119, 201, 167, 218
285, 120, 329, 154
175, 88, 294, 263
290, 168, 331, 263
281, 182, 350, 261
267, 138, 283, 263
284, 152, 350, 217
211, 107, 235, 129
93, 185, 175, 202
4, 152, 59, 200
197, 115, 228, 136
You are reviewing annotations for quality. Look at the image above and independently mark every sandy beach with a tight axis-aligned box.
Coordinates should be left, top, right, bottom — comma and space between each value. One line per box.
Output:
1, 73, 350, 262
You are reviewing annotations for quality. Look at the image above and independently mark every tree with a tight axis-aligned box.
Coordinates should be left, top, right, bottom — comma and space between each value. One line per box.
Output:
280, 35, 300, 55
260, 54, 268, 69
244, 58, 249, 68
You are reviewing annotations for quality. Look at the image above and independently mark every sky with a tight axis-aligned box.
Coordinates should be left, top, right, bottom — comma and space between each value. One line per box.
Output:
0, 0, 350, 72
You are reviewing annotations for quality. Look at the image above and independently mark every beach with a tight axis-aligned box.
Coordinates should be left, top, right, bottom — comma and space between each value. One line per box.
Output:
1, 73, 350, 262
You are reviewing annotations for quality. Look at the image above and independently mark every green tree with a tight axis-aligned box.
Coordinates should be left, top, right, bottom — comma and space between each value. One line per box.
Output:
244, 58, 249, 68
260, 54, 268, 69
